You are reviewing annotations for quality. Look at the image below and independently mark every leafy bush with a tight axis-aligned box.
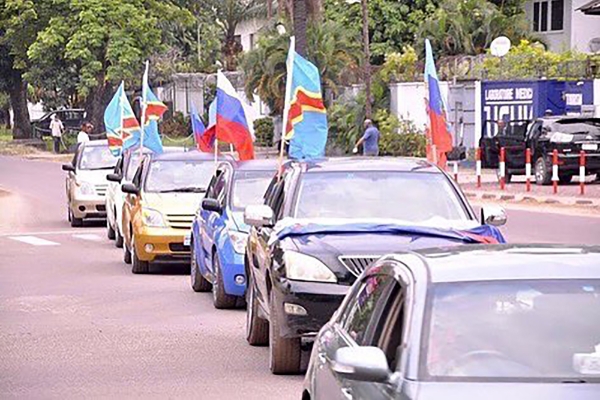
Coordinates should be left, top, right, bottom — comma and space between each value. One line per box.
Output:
328, 96, 366, 153
253, 117, 274, 147
160, 112, 191, 138
375, 109, 426, 157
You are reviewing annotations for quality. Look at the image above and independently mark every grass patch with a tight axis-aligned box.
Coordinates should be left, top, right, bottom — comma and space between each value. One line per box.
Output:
0, 127, 12, 142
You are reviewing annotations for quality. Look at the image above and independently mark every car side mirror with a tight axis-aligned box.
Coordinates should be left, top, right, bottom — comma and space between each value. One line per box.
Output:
62, 164, 75, 172
121, 183, 139, 195
332, 346, 392, 383
202, 198, 223, 214
481, 205, 507, 227
107, 173, 122, 182
244, 205, 275, 228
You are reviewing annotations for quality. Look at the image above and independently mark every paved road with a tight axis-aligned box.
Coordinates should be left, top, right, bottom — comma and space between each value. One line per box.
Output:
1, 156, 599, 399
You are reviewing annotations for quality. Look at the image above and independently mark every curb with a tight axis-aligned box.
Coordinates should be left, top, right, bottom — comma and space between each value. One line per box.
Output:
464, 190, 600, 207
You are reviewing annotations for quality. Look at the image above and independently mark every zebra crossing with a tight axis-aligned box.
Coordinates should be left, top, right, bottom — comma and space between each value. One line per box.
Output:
2, 230, 105, 247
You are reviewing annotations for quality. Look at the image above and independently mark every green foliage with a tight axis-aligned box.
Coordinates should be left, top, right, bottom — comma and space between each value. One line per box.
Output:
418, 0, 531, 56
253, 117, 274, 147
323, 0, 436, 64
378, 46, 419, 83
160, 112, 191, 138
242, 20, 361, 115
479, 39, 594, 80
328, 96, 366, 153
375, 109, 426, 157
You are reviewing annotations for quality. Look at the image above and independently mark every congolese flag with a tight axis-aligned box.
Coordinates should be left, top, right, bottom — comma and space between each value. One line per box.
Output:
104, 81, 141, 157
424, 39, 453, 168
283, 39, 328, 160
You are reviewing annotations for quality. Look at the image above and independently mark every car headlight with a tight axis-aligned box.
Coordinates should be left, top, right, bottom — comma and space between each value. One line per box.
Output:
550, 132, 573, 143
284, 251, 337, 283
142, 208, 167, 228
228, 231, 248, 254
76, 181, 95, 196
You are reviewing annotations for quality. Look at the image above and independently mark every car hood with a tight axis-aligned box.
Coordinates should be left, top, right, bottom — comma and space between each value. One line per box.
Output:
230, 211, 250, 233
75, 169, 112, 185
142, 192, 202, 215
415, 381, 600, 400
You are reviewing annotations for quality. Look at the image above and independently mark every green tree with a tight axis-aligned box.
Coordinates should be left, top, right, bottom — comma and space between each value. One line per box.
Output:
242, 20, 361, 115
418, 0, 531, 56
26, 0, 192, 130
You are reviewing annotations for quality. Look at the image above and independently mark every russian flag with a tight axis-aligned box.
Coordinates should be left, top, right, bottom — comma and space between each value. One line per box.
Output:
425, 39, 453, 168
191, 103, 214, 153
216, 71, 254, 160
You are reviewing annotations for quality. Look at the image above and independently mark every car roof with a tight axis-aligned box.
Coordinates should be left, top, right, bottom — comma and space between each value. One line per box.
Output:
233, 159, 279, 171
539, 116, 600, 124
82, 139, 108, 147
396, 244, 600, 283
149, 150, 233, 162
291, 157, 440, 174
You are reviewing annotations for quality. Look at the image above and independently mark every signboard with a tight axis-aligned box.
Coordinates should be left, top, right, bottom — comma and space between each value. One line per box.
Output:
482, 82, 535, 137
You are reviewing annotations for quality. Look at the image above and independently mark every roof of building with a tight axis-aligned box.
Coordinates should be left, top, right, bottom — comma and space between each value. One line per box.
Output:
579, 0, 600, 15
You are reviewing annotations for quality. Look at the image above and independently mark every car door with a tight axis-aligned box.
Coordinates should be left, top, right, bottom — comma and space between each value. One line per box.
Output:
123, 160, 145, 245
66, 147, 82, 202
527, 121, 544, 160
201, 169, 227, 273
501, 122, 528, 171
314, 273, 408, 400
106, 157, 123, 223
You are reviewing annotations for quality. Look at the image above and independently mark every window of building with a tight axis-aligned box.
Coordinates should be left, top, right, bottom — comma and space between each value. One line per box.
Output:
249, 33, 255, 50
533, 0, 564, 32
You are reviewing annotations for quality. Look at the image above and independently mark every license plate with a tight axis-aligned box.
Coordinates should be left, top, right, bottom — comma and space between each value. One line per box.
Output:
183, 233, 191, 246
582, 143, 598, 151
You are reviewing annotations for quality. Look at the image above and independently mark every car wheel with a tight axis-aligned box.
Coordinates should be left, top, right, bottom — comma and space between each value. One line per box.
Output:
190, 239, 212, 292
67, 205, 71, 222
107, 219, 116, 240
212, 253, 237, 309
535, 157, 551, 186
70, 209, 83, 227
131, 238, 150, 274
123, 239, 132, 265
269, 291, 301, 375
245, 272, 269, 346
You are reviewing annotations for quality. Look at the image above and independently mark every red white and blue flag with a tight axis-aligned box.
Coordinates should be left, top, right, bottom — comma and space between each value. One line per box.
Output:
424, 39, 453, 168
215, 71, 254, 160
191, 103, 214, 152
104, 82, 141, 157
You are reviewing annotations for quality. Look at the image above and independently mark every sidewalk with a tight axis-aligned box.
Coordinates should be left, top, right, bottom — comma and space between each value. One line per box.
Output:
455, 167, 600, 207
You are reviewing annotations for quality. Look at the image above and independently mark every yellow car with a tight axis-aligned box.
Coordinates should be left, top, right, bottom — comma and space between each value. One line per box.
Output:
62, 140, 116, 227
121, 150, 229, 274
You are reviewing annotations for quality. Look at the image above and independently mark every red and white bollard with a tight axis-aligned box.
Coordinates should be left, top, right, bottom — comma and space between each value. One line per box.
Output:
525, 148, 532, 192
453, 161, 459, 182
476, 147, 482, 188
580, 151, 586, 196
552, 149, 559, 194
499, 147, 506, 190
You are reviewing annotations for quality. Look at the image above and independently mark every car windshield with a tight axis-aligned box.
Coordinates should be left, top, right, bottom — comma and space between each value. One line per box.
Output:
145, 160, 214, 193
78, 145, 117, 170
124, 152, 144, 181
424, 279, 600, 382
230, 170, 274, 210
293, 171, 470, 225
554, 121, 600, 135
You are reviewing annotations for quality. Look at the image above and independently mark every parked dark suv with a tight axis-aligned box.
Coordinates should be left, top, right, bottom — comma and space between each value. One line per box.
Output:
242, 158, 507, 375
31, 109, 87, 137
480, 117, 600, 184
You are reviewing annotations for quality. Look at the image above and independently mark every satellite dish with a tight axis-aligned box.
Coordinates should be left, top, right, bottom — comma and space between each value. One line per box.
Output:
490, 36, 512, 57
589, 38, 600, 53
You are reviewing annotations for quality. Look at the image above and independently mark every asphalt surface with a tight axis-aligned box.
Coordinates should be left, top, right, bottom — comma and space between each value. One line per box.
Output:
1, 155, 599, 399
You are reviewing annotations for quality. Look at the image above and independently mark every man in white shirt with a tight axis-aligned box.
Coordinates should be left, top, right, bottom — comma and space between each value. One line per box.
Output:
49, 115, 64, 153
77, 122, 91, 144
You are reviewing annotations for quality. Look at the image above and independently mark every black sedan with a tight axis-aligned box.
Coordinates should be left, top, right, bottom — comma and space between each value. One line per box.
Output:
303, 245, 600, 400
243, 158, 507, 374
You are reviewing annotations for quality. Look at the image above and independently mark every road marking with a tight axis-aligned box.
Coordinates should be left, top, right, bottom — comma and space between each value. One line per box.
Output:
0, 229, 102, 237
72, 233, 103, 242
8, 236, 60, 246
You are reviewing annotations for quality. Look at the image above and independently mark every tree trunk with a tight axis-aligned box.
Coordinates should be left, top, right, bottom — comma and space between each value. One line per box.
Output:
267, 0, 273, 19
307, 0, 323, 21
85, 82, 109, 135
293, 0, 308, 57
361, 0, 372, 119
8, 71, 32, 139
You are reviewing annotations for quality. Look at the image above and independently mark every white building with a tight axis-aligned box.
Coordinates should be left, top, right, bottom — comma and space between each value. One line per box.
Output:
234, 19, 267, 52
524, 0, 600, 52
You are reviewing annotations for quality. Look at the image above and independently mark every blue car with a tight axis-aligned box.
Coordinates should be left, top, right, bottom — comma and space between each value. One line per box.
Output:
190, 159, 277, 309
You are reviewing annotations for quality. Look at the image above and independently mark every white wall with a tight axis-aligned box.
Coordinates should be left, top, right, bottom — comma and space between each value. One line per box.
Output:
571, 0, 600, 52
524, 0, 573, 51
389, 81, 450, 133
594, 79, 600, 117
235, 19, 267, 52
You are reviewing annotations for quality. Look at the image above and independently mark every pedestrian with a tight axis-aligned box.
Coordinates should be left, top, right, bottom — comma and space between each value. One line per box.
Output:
353, 119, 380, 156
49, 114, 64, 153
77, 122, 91, 144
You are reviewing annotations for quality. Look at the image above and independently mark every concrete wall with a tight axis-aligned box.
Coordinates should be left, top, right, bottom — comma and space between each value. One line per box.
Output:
571, 0, 600, 52
595, 79, 600, 117
235, 19, 266, 52
524, 0, 572, 51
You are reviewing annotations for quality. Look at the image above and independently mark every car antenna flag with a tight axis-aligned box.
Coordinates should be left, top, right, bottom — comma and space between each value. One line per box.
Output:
104, 81, 141, 157
139, 61, 166, 155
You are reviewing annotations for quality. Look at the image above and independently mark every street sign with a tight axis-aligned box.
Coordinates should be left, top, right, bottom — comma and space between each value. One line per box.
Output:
491, 36, 511, 57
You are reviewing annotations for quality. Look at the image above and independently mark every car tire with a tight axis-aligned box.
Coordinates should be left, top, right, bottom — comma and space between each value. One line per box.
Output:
269, 291, 301, 375
70, 210, 83, 228
115, 228, 124, 248
123, 240, 132, 265
107, 219, 116, 240
131, 240, 150, 274
191, 240, 212, 292
245, 272, 269, 346
212, 253, 237, 309
535, 156, 551, 186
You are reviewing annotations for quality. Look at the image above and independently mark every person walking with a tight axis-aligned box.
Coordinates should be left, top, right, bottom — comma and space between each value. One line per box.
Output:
50, 114, 64, 153
353, 119, 380, 156
77, 122, 91, 144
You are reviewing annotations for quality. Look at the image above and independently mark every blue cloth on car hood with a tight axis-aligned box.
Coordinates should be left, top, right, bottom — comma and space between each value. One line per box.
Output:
274, 222, 506, 244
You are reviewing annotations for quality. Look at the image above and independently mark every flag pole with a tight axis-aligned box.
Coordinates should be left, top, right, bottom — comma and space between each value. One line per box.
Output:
214, 139, 218, 167
140, 61, 149, 158
278, 36, 295, 179
119, 82, 124, 155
